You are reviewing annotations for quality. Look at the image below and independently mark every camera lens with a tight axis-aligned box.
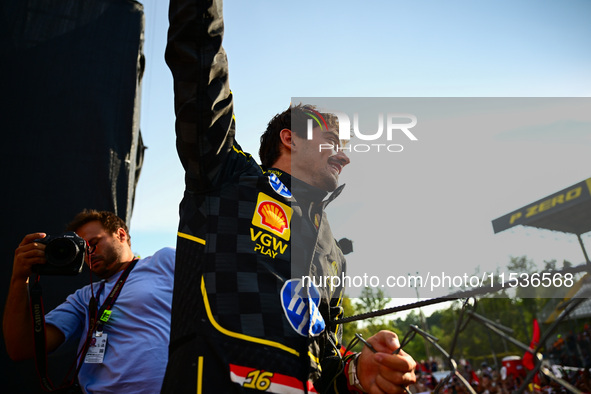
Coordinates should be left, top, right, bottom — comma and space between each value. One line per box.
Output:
45, 238, 80, 266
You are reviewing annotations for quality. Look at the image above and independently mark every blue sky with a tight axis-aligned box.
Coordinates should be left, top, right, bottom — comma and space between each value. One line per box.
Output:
129, 0, 591, 301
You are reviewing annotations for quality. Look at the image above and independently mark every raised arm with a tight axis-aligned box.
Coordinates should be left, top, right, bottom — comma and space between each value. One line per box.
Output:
165, 0, 236, 191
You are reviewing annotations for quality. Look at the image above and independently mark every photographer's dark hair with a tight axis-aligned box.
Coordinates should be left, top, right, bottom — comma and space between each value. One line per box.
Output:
66, 209, 130, 245
259, 103, 339, 168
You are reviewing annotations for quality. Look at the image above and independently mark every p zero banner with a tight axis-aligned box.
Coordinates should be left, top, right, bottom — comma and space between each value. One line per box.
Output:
492, 178, 591, 235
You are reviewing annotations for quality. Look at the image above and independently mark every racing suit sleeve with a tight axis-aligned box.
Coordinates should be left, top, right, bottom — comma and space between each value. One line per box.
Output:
165, 0, 235, 192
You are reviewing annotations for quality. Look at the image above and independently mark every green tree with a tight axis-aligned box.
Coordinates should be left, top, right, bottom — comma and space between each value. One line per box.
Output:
340, 296, 358, 351
507, 255, 536, 276
341, 287, 394, 352
357, 287, 390, 317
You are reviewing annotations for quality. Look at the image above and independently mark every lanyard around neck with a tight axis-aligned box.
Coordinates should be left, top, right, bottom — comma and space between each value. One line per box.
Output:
90, 258, 138, 334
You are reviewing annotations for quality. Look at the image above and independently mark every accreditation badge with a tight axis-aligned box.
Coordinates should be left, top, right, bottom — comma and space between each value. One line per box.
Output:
84, 333, 108, 364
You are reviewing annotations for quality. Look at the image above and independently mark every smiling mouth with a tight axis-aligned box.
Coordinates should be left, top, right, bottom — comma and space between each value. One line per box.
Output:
328, 160, 342, 175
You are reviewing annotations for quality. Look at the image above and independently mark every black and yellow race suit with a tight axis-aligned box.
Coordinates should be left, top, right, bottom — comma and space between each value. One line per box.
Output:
161, 0, 352, 392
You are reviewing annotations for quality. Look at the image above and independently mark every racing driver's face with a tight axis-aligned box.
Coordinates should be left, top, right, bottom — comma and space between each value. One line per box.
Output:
291, 126, 350, 192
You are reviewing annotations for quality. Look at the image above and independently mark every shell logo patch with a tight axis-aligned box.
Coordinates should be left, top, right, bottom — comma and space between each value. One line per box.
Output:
258, 202, 288, 234
252, 193, 292, 241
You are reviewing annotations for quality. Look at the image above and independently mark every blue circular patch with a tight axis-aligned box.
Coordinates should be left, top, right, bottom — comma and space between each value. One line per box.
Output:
280, 279, 325, 337
269, 173, 292, 198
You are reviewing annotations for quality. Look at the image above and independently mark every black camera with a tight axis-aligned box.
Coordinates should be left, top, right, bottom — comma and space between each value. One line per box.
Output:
34, 232, 87, 275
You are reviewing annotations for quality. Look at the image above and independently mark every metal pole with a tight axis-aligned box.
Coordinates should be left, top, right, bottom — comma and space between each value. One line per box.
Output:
411, 272, 431, 361
577, 233, 591, 267
478, 302, 499, 369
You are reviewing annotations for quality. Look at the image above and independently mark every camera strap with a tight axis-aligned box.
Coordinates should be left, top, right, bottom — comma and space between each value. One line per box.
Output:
29, 258, 138, 392
29, 275, 59, 392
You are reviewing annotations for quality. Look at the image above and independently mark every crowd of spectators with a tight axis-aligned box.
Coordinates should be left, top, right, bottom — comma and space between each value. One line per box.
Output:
549, 324, 591, 368
408, 360, 591, 393
405, 323, 591, 393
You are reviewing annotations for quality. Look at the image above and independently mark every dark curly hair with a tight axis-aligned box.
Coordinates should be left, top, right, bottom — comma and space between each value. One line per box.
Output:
66, 209, 131, 246
259, 103, 339, 168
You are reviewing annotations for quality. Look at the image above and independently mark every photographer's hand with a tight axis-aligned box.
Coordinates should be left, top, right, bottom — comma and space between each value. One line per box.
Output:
357, 330, 417, 394
11, 232, 47, 281
3, 233, 65, 360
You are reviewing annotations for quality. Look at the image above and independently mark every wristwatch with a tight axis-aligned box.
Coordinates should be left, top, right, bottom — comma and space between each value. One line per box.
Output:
346, 353, 365, 392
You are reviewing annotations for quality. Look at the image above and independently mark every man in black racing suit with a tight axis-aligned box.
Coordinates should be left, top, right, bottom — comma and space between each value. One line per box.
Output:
162, 0, 416, 392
